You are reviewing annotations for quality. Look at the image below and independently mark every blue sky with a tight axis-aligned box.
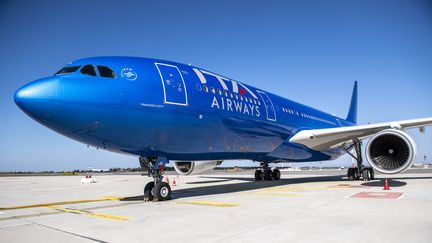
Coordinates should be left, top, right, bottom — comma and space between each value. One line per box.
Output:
1, 0, 431, 171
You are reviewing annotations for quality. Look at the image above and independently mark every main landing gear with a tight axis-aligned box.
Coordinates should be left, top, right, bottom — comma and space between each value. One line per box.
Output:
139, 156, 171, 201
341, 140, 375, 181
254, 162, 281, 181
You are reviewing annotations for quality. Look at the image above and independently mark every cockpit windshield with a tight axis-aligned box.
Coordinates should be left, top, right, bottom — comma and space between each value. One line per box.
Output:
97, 66, 116, 78
55, 64, 117, 78
80, 65, 97, 76
55, 66, 81, 75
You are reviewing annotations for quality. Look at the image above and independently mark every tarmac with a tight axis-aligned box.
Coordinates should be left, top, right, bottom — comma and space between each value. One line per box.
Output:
1, 169, 431, 243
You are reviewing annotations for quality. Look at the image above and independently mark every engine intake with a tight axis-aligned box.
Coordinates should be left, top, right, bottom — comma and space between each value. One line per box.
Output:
173, 160, 222, 175
366, 129, 416, 174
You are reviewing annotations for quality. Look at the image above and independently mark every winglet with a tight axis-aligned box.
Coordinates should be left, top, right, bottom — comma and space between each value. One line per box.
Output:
346, 81, 358, 124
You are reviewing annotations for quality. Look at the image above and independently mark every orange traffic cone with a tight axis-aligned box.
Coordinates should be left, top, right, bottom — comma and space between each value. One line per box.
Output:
172, 178, 176, 186
383, 178, 390, 190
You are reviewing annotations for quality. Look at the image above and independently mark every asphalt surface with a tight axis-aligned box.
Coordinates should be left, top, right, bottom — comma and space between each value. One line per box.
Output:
1, 170, 431, 242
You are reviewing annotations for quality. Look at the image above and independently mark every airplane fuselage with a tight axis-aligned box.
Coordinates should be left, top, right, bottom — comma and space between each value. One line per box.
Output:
15, 57, 355, 163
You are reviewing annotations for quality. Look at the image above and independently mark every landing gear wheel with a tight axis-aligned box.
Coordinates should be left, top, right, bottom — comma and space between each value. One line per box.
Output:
254, 170, 263, 181
264, 169, 273, 181
362, 169, 370, 181
354, 170, 360, 180
143, 182, 154, 201
341, 140, 368, 182
272, 169, 281, 180
369, 168, 375, 180
139, 156, 172, 202
347, 168, 356, 181
153, 181, 171, 201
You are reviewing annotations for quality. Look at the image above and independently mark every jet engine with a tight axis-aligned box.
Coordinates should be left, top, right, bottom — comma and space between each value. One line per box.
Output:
366, 129, 416, 174
173, 160, 222, 175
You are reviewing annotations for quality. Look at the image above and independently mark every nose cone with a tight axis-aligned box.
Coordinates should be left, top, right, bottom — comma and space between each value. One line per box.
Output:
15, 78, 59, 120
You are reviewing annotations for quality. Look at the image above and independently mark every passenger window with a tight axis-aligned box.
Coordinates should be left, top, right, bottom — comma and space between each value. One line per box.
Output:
97, 66, 116, 78
80, 65, 97, 76
55, 66, 81, 75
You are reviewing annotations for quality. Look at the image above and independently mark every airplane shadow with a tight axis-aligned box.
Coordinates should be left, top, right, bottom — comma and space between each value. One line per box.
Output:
120, 175, 347, 201
361, 179, 407, 188
119, 175, 432, 201
185, 179, 232, 184
361, 176, 432, 188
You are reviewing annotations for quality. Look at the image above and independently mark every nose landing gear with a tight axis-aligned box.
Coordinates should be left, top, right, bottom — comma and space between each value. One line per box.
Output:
139, 156, 172, 201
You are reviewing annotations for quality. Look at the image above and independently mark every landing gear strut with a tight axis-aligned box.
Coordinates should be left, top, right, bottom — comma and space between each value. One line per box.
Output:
139, 156, 171, 201
341, 140, 375, 181
254, 162, 281, 181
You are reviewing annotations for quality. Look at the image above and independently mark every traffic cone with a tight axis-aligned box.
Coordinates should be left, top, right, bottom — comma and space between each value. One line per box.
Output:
383, 178, 390, 190
172, 178, 176, 186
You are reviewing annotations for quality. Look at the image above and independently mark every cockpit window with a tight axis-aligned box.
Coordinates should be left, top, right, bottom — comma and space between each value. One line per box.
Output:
80, 65, 97, 76
97, 66, 116, 78
55, 66, 81, 75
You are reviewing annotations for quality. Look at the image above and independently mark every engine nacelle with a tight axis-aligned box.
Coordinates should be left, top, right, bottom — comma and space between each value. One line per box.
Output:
173, 160, 222, 175
366, 129, 416, 174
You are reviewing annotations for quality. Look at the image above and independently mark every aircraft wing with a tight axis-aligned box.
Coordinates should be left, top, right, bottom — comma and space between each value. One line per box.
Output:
289, 117, 432, 151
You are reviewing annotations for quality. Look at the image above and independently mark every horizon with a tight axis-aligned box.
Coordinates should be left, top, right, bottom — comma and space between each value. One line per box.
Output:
1, 0, 431, 171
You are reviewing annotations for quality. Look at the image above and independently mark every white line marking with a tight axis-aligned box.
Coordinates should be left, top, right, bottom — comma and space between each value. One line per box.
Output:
193, 68, 207, 84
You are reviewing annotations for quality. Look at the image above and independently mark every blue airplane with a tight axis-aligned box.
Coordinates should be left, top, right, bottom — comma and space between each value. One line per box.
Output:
15, 56, 432, 201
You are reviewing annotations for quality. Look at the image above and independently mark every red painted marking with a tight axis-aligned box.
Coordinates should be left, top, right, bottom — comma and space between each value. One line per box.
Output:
328, 184, 367, 188
239, 88, 246, 95
351, 192, 403, 199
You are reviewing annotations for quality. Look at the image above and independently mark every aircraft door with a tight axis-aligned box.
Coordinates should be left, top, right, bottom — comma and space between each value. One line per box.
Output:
155, 63, 188, 106
257, 90, 276, 121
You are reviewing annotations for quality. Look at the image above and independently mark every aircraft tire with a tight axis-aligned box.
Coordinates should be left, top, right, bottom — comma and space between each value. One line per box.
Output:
362, 169, 370, 181
264, 169, 273, 181
154, 182, 171, 201
354, 170, 360, 180
255, 170, 263, 181
347, 168, 354, 181
272, 169, 281, 180
369, 168, 375, 180
143, 182, 154, 201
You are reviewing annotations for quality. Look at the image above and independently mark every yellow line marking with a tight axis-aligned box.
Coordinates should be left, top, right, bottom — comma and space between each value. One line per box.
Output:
45, 205, 130, 221
0, 196, 124, 211
238, 185, 335, 196
176, 201, 239, 207
0, 202, 143, 222
236, 185, 335, 196
239, 192, 303, 197
261, 187, 306, 192
0, 211, 60, 221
